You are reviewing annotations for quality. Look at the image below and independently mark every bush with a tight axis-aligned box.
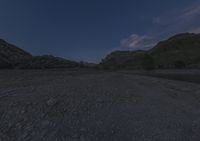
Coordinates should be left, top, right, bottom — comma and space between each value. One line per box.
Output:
15, 55, 80, 69
142, 54, 155, 70
174, 60, 186, 69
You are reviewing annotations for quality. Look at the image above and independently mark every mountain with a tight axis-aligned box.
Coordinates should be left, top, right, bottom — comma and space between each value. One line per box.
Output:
0, 39, 32, 68
17, 55, 80, 69
100, 50, 151, 70
101, 33, 200, 70
2, 32, 200, 70
150, 33, 200, 68
0, 56, 13, 69
0, 39, 81, 69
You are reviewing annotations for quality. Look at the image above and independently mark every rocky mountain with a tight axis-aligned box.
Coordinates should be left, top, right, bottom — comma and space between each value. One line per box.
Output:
101, 33, 200, 70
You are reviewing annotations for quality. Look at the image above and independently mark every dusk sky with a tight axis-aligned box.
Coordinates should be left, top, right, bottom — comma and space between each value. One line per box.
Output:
0, 0, 200, 62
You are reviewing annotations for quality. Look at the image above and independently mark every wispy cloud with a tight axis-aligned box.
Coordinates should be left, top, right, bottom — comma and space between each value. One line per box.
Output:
189, 27, 200, 33
120, 1, 200, 51
181, 4, 200, 18
152, 2, 200, 36
120, 34, 157, 50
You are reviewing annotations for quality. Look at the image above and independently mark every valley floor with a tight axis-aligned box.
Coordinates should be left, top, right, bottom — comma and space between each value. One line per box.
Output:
0, 69, 200, 141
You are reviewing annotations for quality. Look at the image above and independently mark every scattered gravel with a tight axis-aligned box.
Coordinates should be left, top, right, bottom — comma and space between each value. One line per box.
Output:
0, 69, 200, 141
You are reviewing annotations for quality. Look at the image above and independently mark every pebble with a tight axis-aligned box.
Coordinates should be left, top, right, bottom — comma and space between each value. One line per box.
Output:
47, 98, 58, 106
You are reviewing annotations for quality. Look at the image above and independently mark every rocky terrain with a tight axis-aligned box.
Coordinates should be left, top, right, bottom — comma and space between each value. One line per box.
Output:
1, 70, 200, 141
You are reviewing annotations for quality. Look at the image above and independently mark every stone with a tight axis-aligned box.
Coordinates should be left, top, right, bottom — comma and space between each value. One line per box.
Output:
47, 98, 58, 106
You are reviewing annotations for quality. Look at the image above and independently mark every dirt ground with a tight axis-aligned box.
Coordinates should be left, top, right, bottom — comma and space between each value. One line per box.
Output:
0, 69, 200, 141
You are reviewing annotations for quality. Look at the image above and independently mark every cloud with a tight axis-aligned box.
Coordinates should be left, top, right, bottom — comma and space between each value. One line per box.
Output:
152, 2, 200, 36
189, 27, 200, 34
120, 34, 157, 50
120, 1, 200, 51
181, 5, 200, 18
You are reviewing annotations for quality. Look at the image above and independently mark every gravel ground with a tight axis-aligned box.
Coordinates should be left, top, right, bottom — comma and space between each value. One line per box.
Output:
120, 70, 200, 84
0, 70, 200, 141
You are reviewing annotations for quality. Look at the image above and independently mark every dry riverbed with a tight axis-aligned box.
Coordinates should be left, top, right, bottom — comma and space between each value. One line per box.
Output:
0, 69, 200, 141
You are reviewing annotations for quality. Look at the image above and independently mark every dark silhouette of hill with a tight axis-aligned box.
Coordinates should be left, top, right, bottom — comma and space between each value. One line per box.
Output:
1, 33, 200, 70
0, 39, 81, 69
0, 39, 32, 68
101, 33, 200, 70
17, 55, 81, 69
150, 33, 200, 68
100, 50, 149, 70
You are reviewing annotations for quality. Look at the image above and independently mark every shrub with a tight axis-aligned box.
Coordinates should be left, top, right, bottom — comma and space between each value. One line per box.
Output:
174, 60, 186, 69
142, 54, 155, 70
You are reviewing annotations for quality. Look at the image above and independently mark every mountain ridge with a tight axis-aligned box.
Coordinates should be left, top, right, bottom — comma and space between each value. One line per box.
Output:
1, 32, 200, 70
0, 39, 81, 69
101, 33, 200, 69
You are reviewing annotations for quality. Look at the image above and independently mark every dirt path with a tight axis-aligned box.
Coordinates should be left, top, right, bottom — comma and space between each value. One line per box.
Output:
0, 70, 200, 141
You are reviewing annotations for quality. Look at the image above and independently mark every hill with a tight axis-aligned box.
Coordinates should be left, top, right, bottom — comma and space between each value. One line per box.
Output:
17, 55, 81, 69
0, 39, 32, 68
101, 33, 200, 70
99, 50, 153, 70
150, 33, 200, 68
0, 39, 81, 69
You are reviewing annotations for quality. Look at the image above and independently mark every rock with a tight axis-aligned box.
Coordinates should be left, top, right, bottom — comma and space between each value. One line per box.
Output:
46, 98, 58, 106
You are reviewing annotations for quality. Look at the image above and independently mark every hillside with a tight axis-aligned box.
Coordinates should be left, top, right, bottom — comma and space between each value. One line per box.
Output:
17, 55, 80, 69
150, 33, 200, 68
101, 33, 200, 70
100, 50, 149, 70
0, 39, 81, 69
0, 39, 32, 68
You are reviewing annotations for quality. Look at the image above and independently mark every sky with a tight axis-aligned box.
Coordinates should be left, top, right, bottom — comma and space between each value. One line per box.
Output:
0, 0, 200, 62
